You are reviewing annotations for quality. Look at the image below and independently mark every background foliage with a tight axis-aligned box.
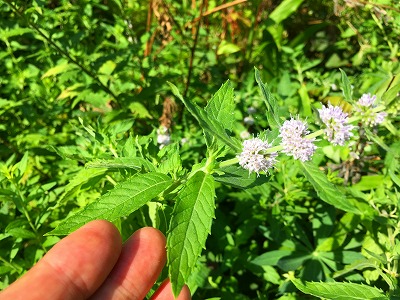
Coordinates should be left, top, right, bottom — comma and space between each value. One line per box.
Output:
0, 0, 399, 299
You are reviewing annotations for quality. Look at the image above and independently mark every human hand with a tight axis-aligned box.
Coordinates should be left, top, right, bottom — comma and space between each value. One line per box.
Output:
0, 220, 191, 300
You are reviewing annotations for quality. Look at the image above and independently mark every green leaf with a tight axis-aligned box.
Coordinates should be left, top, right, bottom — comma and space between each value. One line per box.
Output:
57, 168, 108, 205
0, 27, 33, 39
86, 157, 156, 172
158, 143, 182, 177
298, 84, 312, 117
333, 259, 378, 279
128, 102, 153, 119
204, 81, 235, 154
365, 128, 391, 152
168, 82, 241, 151
291, 279, 389, 300
217, 40, 241, 55
339, 69, 353, 103
41, 62, 74, 79
316, 213, 360, 252
205, 80, 235, 132
49, 173, 172, 235
15, 151, 29, 179
251, 250, 293, 266
167, 171, 215, 297
214, 165, 269, 188
277, 252, 312, 271
254, 68, 281, 129
269, 0, 305, 24
6, 228, 36, 240
300, 161, 360, 214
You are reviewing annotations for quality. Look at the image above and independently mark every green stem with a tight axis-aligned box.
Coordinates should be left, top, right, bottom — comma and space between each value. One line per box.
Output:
306, 129, 324, 139
218, 157, 239, 168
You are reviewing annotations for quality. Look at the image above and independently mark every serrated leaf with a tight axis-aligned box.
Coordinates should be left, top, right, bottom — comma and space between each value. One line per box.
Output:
291, 279, 389, 300
214, 165, 269, 188
49, 173, 172, 235
254, 68, 281, 129
339, 69, 353, 103
205, 80, 235, 131
168, 82, 241, 151
167, 171, 215, 297
300, 161, 360, 214
204, 81, 235, 150
158, 143, 182, 177
86, 157, 156, 172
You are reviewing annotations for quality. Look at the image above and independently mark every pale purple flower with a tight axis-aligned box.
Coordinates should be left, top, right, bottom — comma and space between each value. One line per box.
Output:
354, 93, 387, 126
279, 118, 316, 161
157, 126, 171, 148
318, 103, 354, 146
357, 93, 377, 107
375, 112, 387, 124
238, 137, 278, 175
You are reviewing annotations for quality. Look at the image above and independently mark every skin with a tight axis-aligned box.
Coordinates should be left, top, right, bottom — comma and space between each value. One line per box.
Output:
0, 220, 191, 300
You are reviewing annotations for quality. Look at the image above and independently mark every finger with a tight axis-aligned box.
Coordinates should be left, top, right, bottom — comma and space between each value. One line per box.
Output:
151, 279, 191, 300
0, 220, 122, 300
90, 227, 167, 300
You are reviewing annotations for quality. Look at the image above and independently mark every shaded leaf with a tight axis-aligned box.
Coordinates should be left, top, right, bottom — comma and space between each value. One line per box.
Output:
300, 161, 360, 214
214, 165, 269, 188
251, 250, 293, 266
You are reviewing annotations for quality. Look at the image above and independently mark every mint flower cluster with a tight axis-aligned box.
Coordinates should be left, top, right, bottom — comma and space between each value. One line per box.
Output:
279, 118, 317, 161
238, 92, 386, 175
353, 93, 387, 126
238, 138, 278, 175
318, 103, 354, 146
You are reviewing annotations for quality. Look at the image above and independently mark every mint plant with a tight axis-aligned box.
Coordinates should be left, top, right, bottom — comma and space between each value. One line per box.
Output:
47, 68, 397, 298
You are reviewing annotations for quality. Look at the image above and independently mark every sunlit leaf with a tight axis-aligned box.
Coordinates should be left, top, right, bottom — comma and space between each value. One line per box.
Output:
300, 161, 360, 214
167, 171, 215, 297
291, 278, 388, 300
49, 173, 172, 235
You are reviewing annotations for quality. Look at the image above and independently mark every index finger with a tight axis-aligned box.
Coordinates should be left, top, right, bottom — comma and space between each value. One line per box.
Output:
0, 220, 122, 300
